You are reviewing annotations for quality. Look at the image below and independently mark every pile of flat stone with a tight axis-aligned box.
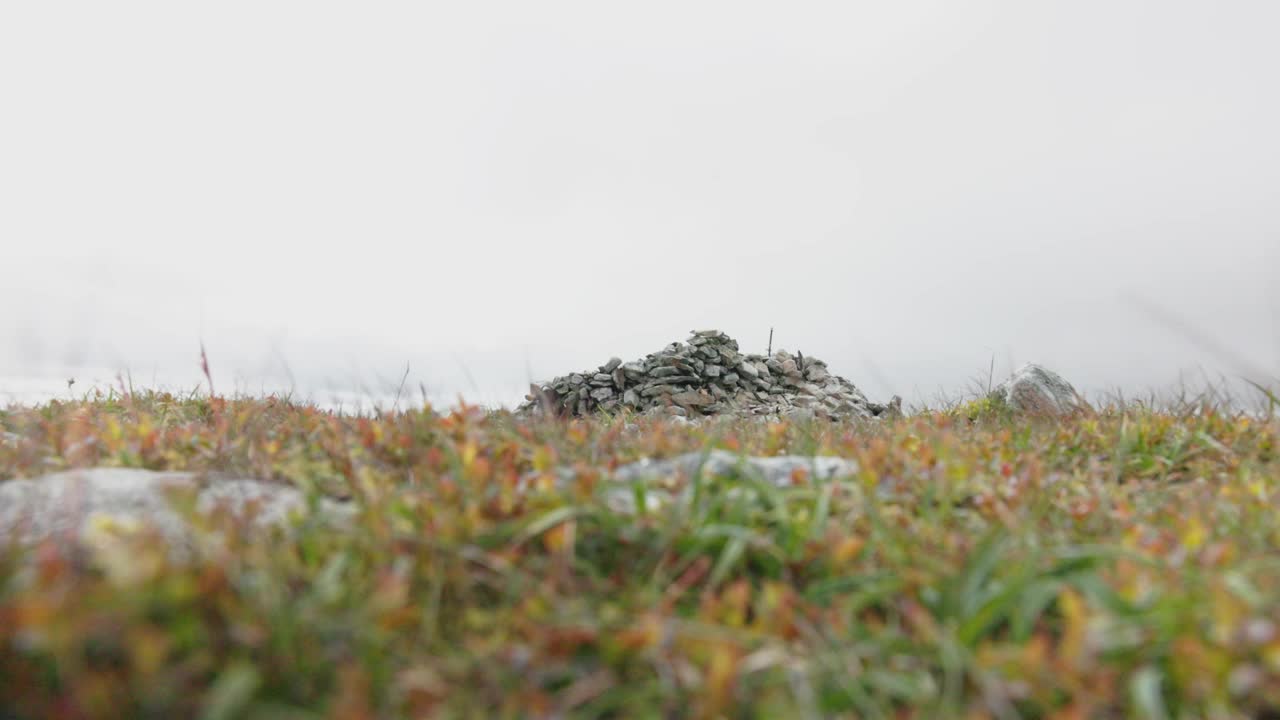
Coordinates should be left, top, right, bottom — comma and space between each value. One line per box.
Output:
520, 330, 898, 421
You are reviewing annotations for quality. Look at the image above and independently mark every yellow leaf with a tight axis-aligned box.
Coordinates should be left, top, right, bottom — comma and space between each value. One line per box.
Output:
533, 446, 555, 472
1210, 584, 1246, 646
129, 626, 172, 678
105, 416, 124, 445
703, 643, 741, 715
1263, 642, 1280, 671
1247, 475, 1267, 501
833, 536, 865, 566
1183, 516, 1207, 551
534, 472, 556, 492
460, 441, 478, 470
543, 520, 576, 555
1058, 588, 1088, 667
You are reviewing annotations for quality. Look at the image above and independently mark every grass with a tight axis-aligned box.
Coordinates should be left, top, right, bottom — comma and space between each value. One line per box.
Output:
1, 387, 1279, 718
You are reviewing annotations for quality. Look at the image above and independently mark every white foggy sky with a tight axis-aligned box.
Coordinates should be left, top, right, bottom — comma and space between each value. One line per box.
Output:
2, 1, 1278, 407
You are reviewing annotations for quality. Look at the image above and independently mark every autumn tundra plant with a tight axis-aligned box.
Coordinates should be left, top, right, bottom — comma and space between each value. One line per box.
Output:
1, 387, 1279, 717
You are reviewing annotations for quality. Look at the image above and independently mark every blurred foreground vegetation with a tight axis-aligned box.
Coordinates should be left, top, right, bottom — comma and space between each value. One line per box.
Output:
1, 389, 1279, 718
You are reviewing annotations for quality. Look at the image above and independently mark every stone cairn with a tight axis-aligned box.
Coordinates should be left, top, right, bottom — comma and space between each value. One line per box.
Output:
519, 330, 899, 421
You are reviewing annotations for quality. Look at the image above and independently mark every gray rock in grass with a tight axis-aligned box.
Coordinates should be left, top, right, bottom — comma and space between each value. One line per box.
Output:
0, 468, 353, 555
988, 363, 1088, 417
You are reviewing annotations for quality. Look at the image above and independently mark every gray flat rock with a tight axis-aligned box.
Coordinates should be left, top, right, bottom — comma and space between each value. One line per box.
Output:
522, 449, 897, 514
0, 468, 354, 553
612, 450, 860, 486
605, 450, 900, 513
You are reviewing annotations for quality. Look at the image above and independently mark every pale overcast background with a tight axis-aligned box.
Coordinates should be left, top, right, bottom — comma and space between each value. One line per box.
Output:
2, 1, 1277, 409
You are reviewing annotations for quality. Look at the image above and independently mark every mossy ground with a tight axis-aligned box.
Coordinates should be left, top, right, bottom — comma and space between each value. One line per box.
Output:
1, 389, 1278, 718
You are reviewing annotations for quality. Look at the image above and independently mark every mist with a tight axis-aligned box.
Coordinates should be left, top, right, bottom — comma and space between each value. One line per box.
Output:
3, 1, 1277, 409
